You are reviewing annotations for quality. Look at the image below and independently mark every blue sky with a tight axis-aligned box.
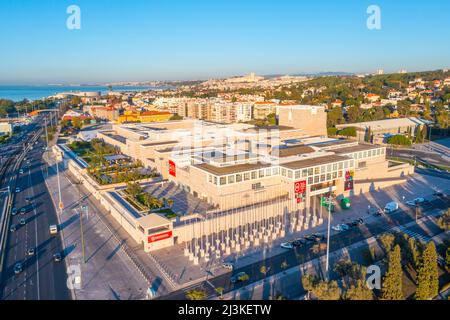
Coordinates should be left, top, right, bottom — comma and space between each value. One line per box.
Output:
0, 0, 449, 84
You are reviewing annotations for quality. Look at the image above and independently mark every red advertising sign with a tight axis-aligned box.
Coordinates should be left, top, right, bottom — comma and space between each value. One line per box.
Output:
294, 180, 307, 194
344, 180, 354, 191
148, 231, 173, 243
169, 160, 176, 177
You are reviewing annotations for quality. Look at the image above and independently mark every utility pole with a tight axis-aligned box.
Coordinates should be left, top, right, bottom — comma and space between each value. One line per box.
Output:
78, 179, 86, 263
324, 193, 333, 281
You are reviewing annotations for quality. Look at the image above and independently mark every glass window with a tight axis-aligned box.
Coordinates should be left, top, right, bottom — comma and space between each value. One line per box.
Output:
308, 177, 313, 184
266, 168, 271, 176
327, 164, 332, 172
244, 173, 250, 181
282, 168, 286, 176
251, 171, 257, 179
377, 149, 381, 155
332, 172, 337, 179
321, 166, 326, 174
214, 176, 218, 185
220, 177, 226, 185
236, 174, 242, 182
339, 162, 343, 170
338, 171, 343, 178
295, 171, 301, 179
314, 167, 320, 175
326, 173, 331, 181
381, 148, 385, 155
344, 161, 348, 169
333, 163, 337, 171
273, 167, 279, 175
228, 175, 235, 184
363, 151, 367, 158
308, 168, 314, 176
302, 169, 308, 177
320, 174, 325, 182
350, 160, 354, 167
208, 175, 212, 183
314, 176, 319, 183
368, 150, 372, 157
259, 170, 265, 178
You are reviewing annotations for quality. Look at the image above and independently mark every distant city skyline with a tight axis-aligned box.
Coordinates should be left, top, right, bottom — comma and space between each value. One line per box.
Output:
1, 0, 449, 84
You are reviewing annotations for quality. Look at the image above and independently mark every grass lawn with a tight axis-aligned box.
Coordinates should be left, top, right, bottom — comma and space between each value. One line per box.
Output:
154, 208, 179, 219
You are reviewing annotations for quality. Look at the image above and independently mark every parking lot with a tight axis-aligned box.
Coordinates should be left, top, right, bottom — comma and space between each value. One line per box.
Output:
151, 172, 450, 290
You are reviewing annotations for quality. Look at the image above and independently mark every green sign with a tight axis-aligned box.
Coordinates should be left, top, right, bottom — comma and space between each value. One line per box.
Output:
321, 197, 332, 207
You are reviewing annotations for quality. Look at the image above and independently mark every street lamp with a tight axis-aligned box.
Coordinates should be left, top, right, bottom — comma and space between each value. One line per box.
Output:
321, 192, 334, 281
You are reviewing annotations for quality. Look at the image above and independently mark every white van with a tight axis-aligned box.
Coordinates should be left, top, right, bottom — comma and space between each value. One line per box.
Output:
384, 202, 399, 214
49, 225, 58, 235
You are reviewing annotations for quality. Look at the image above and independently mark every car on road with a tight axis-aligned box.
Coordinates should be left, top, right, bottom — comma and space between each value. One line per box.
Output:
19, 218, 26, 226
15, 187, 21, 193
19, 169, 24, 174
49, 225, 58, 235
27, 248, 35, 256
406, 198, 425, 206
14, 262, 23, 274
25, 197, 31, 203
222, 263, 234, 271
53, 253, 62, 263
281, 242, 294, 249
11, 207, 18, 216
20, 207, 27, 214
10, 224, 17, 232
230, 272, 249, 284
312, 233, 325, 241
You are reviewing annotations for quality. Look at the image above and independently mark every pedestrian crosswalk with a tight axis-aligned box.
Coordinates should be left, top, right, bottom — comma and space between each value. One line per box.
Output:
395, 225, 431, 243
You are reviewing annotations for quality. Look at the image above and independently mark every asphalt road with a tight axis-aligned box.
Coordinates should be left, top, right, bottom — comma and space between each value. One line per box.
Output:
161, 195, 449, 300
0, 115, 71, 300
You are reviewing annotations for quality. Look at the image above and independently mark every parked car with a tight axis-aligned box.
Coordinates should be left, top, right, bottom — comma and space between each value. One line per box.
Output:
19, 219, 26, 226
19, 169, 24, 174
27, 248, 35, 256
292, 239, 306, 247
304, 235, 316, 242
222, 263, 234, 271
281, 242, 294, 249
11, 208, 18, 216
10, 224, 17, 232
384, 202, 399, 214
20, 207, 27, 214
406, 198, 425, 206
15, 187, 21, 193
230, 272, 249, 284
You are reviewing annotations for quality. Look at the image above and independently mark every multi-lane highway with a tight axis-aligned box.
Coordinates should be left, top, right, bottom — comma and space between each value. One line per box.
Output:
0, 113, 70, 300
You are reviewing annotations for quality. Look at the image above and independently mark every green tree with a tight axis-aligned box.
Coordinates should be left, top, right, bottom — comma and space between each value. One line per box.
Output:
387, 135, 412, 146
169, 114, 183, 121
312, 280, 341, 300
446, 246, 450, 272
379, 233, 396, 253
337, 127, 357, 137
416, 242, 439, 300
382, 245, 404, 300
327, 127, 338, 136
344, 280, 374, 300
185, 289, 207, 300
437, 209, 450, 231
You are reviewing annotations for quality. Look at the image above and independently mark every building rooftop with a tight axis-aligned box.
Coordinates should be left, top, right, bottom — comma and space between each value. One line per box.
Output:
194, 162, 272, 176
281, 155, 350, 170
272, 145, 316, 158
137, 213, 171, 229
336, 117, 429, 131
333, 143, 381, 154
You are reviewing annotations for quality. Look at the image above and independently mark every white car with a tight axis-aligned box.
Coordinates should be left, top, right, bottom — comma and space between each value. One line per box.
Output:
406, 197, 425, 206
281, 242, 294, 249
222, 263, 234, 270
332, 225, 343, 232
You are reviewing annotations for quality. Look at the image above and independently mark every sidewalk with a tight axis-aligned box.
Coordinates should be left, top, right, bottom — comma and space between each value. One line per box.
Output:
43, 151, 152, 300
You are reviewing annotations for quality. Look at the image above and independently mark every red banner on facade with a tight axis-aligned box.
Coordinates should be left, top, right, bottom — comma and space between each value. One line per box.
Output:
169, 160, 176, 177
294, 180, 307, 194
148, 231, 172, 243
